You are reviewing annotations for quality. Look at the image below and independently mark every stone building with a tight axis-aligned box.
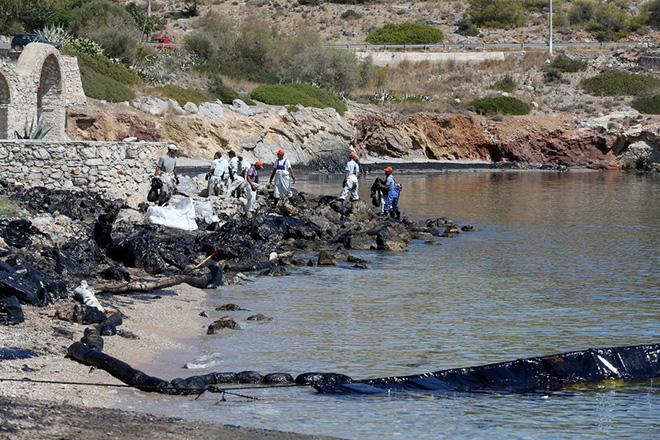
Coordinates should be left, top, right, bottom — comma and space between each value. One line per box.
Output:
0, 42, 86, 140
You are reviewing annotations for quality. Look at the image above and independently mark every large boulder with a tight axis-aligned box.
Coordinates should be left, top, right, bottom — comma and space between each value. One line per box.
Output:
317, 250, 337, 266
376, 225, 408, 251
345, 233, 376, 250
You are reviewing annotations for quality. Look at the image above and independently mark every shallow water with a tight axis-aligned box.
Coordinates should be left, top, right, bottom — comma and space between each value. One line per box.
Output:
120, 170, 660, 439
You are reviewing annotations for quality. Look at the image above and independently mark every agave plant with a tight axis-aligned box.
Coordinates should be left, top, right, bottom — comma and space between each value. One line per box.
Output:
14, 116, 53, 140
40, 24, 73, 48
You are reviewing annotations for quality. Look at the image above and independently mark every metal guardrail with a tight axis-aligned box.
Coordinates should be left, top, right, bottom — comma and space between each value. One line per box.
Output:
141, 42, 185, 48
331, 41, 660, 51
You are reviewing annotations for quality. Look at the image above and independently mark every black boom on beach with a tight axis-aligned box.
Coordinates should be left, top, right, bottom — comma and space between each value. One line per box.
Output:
67, 339, 660, 397
314, 344, 660, 396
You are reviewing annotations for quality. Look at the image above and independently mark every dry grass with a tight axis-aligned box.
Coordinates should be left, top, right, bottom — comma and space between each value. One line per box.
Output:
220, 76, 262, 94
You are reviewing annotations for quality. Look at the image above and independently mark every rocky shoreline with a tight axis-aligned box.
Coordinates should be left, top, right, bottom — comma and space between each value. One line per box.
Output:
68, 98, 660, 174
0, 174, 472, 438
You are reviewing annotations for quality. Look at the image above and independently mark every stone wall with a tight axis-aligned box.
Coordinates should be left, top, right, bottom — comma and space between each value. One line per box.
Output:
0, 140, 166, 201
355, 50, 508, 67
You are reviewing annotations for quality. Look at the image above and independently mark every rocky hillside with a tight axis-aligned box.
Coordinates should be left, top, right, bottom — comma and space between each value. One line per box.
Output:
154, 0, 659, 47
63, 1, 660, 171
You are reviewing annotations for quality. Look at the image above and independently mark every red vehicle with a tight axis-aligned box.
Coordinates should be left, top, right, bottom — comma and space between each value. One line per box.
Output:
149, 37, 174, 50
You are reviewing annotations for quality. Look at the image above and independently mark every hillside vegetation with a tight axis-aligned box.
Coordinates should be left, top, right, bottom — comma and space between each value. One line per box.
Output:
2, 0, 660, 117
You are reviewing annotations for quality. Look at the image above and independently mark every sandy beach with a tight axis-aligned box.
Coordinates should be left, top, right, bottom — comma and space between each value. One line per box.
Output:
0, 283, 339, 440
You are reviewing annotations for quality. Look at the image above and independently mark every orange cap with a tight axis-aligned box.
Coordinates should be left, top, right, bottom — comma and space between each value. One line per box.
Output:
276, 149, 285, 155
384, 166, 393, 172
255, 161, 264, 169
349, 152, 356, 158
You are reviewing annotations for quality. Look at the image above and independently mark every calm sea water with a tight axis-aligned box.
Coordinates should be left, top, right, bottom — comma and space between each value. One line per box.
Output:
119, 170, 660, 439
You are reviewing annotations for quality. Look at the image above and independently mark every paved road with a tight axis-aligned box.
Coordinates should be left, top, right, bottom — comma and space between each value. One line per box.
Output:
0, 42, 10, 50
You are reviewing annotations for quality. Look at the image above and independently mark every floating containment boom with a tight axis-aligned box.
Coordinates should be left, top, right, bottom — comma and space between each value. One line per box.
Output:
314, 344, 660, 396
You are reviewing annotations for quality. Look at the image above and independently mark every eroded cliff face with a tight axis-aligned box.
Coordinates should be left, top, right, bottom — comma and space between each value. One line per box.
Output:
67, 104, 355, 170
352, 110, 660, 170
66, 102, 660, 172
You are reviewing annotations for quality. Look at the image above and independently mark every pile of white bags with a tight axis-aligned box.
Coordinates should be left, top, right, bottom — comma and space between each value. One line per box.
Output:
146, 197, 220, 231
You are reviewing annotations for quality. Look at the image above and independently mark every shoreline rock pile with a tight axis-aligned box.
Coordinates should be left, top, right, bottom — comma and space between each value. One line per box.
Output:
0, 175, 472, 328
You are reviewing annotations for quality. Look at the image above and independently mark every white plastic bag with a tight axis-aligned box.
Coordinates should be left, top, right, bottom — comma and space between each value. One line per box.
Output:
193, 200, 219, 222
147, 197, 198, 230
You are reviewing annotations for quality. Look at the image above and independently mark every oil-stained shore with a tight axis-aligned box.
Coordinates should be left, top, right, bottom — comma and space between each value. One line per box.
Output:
0, 176, 470, 439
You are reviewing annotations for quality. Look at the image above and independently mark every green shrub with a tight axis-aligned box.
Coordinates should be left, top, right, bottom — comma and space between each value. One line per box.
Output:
289, 83, 347, 114
17, 5, 56, 32
70, 0, 134, 33
568, 0, 597, 25
469, 0, 527, 28
457, 19, 480, 37
631, 95, 660, 114
628, 13, 649, 32
279, 45, 368, 94
580, 72, 660, 96
468, 96, 531, 115
250, 83, 347, 115
88, 26, 139, 63
79, 65, 136, 102
647, 0, 660, 29
544, 70, 566, 84
197, 59, 278, 84
250, 84, 320, 107
523, 0, 549, 12
0, 196, 23, 218
209, 83, 254, 106
69, 0, 141, 62
490, 75, 516, 92
210, 85, 240, 104
185, 31, 217, 61
194, 9, 237, 57
548, 55, 588, 73
341, 9, 363, 20
75, 52, 141, 85
553, 9, 570, 28
366, 22, 444, 45
586, 3, 629, 41
148, 84, 215, 107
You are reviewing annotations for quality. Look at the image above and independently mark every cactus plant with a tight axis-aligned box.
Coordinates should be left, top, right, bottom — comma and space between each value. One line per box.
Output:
372, 87, 396, 103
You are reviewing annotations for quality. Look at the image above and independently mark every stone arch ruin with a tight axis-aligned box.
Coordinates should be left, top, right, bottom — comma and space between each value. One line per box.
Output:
0, 43, 72, 140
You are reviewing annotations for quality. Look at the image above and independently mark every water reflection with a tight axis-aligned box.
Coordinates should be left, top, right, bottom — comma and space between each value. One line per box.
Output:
127, 171, 659, 439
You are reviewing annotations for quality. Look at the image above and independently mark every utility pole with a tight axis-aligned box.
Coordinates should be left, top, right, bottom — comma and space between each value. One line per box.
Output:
146, 0, 152, 42
549, 0, 553, 54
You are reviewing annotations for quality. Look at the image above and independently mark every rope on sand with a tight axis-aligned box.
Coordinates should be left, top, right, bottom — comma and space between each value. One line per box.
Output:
0, 376, 300, 400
